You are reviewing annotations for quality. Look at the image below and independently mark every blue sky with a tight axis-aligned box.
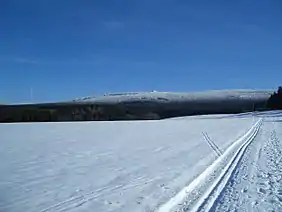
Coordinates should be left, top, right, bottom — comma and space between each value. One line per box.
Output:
1, 0, 282, 103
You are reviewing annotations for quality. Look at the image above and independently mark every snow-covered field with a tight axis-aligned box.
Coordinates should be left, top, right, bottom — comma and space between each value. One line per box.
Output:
0, 112, 281, 212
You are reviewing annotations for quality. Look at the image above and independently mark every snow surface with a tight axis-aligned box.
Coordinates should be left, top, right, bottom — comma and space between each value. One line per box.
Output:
211, 118, 282, 211
0, 112, 281, 212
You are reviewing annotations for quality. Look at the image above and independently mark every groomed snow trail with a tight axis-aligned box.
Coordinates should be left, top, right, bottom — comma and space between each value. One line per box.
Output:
161, 115, 282, 212
213, 118, 282, 212
158, 120, 262, 212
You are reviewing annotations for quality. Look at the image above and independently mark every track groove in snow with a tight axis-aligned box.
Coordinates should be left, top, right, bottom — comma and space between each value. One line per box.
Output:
157, 120, 262, 212
192, 121, 261, 212
212, 118, 282, 211
202, 132, 222, 157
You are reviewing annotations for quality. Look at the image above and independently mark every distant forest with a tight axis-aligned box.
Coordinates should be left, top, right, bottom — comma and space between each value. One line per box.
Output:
267, 86, 282, 110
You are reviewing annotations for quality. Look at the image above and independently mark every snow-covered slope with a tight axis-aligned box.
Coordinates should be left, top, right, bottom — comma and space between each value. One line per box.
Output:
73, 90, 273, 103
0, 111, 281, 212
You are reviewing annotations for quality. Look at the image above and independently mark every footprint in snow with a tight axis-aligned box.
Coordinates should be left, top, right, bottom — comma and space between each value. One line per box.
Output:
258, 188, 267, 195
160, 184, 169, 190
136, 196, 144, 204
277, 189, 282, 196
252, 200, 259, 206
241, 187, 248, 193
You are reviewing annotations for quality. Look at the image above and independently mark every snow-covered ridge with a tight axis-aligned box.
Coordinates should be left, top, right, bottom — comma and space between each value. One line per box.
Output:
73, 90, 273, 103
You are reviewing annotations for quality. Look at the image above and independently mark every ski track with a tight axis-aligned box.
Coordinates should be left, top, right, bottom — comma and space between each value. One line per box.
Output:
158, 120, 262, 212
211, 119, 282, 212
205, 133, 223, 156
188, 120, 262, 212
202, 132, 222, 157
160, 116, 282, 212
208, 123, 265, 212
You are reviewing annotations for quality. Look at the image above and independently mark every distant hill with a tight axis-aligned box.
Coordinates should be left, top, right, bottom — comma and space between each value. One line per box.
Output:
72, 89, 273, 104
0, 89, 276, 122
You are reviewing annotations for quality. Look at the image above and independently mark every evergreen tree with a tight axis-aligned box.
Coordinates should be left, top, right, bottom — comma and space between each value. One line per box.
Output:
266, 86, 282, 110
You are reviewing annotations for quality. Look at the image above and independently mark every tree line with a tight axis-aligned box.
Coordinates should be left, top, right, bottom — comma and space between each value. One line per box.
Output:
267, 86, 282, 110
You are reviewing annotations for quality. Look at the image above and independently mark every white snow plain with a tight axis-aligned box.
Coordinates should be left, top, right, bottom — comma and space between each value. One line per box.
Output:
0, 112, 281, 212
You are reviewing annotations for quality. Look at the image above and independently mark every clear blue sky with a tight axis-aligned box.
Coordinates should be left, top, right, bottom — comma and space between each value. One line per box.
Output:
1, 0, 282, 103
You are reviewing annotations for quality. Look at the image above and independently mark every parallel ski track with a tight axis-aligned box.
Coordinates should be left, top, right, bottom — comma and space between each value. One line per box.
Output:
190, 121, 262, 212
202, 132, 222, 157
157, 119, 262, 212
